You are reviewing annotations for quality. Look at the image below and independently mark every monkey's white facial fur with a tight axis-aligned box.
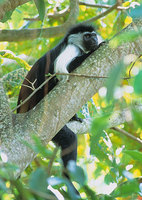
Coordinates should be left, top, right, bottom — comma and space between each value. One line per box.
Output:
68, 31, 98, 53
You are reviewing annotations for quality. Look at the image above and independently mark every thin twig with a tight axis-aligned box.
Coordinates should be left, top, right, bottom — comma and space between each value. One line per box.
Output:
83, 3, 119, 24
25, 77, 37, 88
21, 84, 34, 91
56, 72, 108, 79
112, 127, 142, 145
82, 3, 118, 24
79, 1, 130, 10
56, 72, 131, 80
13, 72, 131, 112
22, 78, 37, 90
12, 73, 56, 112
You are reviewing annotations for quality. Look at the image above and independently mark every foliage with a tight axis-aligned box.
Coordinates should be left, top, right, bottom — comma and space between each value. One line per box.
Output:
34, 0, 45, 22
0, 0, 142, 200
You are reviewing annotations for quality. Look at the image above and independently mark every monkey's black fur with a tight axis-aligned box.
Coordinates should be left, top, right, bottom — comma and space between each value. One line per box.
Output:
17, 24, 99, 197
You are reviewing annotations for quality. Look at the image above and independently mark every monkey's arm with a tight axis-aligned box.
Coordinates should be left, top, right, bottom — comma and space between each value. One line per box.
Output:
68, 40, 107, 73
67, 52, 92, 73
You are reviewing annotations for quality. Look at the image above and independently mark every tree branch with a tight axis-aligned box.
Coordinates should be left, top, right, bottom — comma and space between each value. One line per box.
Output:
112, 127, 142, 145
0, 0, 31, 21
67, 104, 142, 145
24, 1, 130, 22
0, 1, 119, 41
0, 0, 79, 42
24, 6, 70, 21
0, 81, 13, 138
79, 1, 130, 10
12, 71, 132, 113
83, 3, 118, 24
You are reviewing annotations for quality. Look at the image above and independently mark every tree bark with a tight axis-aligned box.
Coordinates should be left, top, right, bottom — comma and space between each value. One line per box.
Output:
0, 0, 31, 21
0, 19, 142, 177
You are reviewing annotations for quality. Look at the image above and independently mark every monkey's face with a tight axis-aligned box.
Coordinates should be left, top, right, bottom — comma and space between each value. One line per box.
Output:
68, 31, 98, 54
83, 31, 98, 52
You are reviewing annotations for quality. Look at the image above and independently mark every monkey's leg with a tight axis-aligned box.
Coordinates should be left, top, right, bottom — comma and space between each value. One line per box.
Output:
52, 125, 77, 168
52, 126, 81, 197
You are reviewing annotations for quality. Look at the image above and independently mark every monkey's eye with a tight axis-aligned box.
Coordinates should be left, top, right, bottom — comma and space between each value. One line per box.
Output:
85, 34, 91, 38
84, 33, 91, 40
92, 32, 97, 37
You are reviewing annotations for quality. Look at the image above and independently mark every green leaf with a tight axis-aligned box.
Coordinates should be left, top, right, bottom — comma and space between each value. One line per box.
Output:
67, 161, 87, 186
0, 51, 31, 70
111, 179, 139, 197
90, 140, 111, 165
90, 114, 112, 165
98, 194, 115, 200
124, 150, 142, 164
22, 135, 53, 158
83, 185, 97, 199
47, 176, 79, 200
113, 12, 126, 35
29, 168, 48, 193
90, 113, 110, 153
134, 70, 142, 94
106, 60, 124, 102
91, 114, 109, 136
34, 0, 45, 21
0, 163, 19, 180
0, 179, 7, 192
0, 0, 5, 4
129, 4, 142, 18
1, 10, 14, 22
31, 135, 53, 158
132, 109, 142, 128
47, 177, 65, 187
104, 173, 114, 185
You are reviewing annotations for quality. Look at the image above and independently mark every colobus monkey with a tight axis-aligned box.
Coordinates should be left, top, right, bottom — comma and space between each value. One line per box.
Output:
17, 24, 99, 196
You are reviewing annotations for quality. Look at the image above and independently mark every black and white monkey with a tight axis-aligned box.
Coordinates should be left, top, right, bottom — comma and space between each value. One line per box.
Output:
17, 24, 99, 196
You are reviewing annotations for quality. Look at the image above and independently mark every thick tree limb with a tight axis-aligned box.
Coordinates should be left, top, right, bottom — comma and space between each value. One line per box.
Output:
0, 0, 79, 42
0, 1, 129, 42
0, 19, 142, 177
0, 81, 13, 138
0, 0, 31, 21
